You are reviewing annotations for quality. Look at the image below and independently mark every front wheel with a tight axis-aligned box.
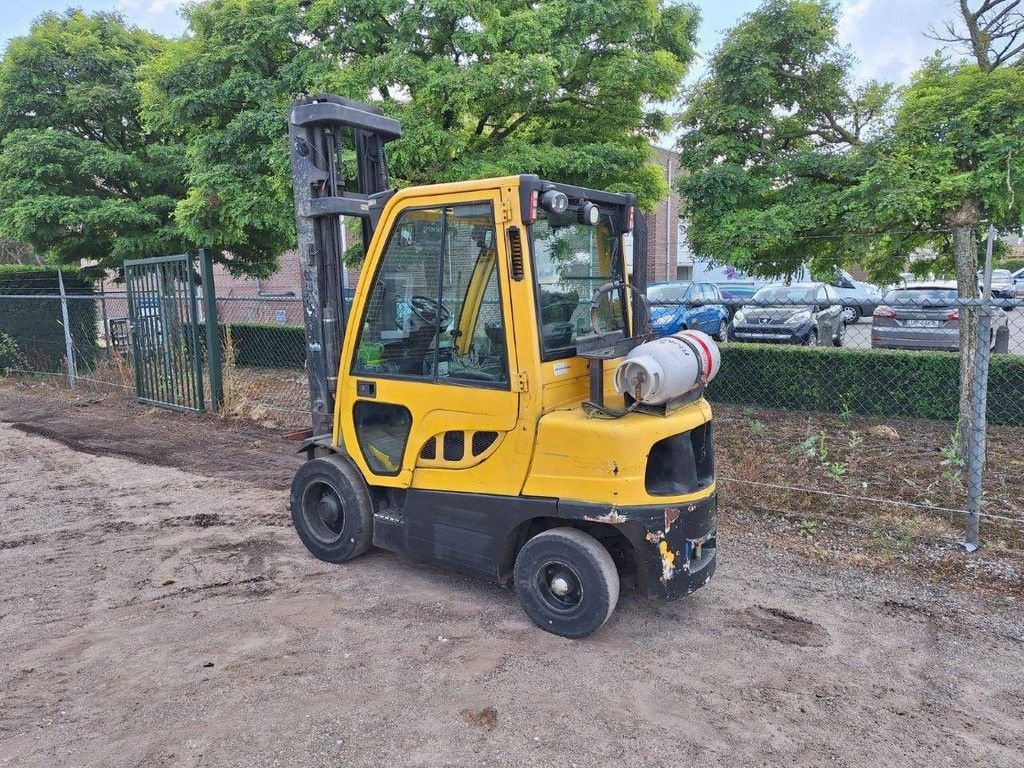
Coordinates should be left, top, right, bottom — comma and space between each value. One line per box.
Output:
290, 454, 373, 563
514, 527, 620, 638
714, 319, 728, 342
804, 328, 819, 347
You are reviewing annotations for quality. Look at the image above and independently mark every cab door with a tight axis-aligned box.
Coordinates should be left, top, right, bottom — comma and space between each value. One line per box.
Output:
336, 187, 526, 496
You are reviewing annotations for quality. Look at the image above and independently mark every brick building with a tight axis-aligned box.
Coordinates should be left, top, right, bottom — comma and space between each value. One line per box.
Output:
639, 146, 688, 284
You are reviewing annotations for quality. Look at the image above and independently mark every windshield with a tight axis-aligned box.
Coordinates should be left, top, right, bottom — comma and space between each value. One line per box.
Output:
648, 283, 689, 302
530, 209, 625, 359
751, 285, 816, 304
991, 270, 1012, 281
885, 288, 957, 304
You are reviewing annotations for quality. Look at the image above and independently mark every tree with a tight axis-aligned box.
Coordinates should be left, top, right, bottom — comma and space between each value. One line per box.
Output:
931, 0, 1024, 72
141, 0, 699, 274
853, 61, 1024, 456
676, 0, 891, 280
0, 11, 187, 274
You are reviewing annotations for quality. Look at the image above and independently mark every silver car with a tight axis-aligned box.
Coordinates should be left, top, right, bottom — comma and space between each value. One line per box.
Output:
872, 283, 1008, 351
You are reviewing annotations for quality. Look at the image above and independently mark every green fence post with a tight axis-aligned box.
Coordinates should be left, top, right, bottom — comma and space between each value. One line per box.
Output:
199, 249, 224, 410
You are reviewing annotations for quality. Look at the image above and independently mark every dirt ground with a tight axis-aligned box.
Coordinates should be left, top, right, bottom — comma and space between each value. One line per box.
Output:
1, 384, 1023, 767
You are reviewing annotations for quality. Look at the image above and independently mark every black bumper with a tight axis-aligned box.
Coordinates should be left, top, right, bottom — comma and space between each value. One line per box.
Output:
561, 493, 718, 601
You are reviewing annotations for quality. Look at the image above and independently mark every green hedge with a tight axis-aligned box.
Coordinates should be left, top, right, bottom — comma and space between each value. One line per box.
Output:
0, 266, 98, 372
708, 343, 1024, 426
197, 322, 307, 369
998, 257, 1024, 273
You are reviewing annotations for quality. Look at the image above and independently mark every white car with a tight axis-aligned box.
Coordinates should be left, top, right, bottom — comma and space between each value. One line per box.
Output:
978, 268, 1015, 300
1012, 266, 1024, 298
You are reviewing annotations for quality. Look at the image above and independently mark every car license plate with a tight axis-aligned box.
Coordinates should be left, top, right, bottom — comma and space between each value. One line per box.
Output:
902, 319, 942, 328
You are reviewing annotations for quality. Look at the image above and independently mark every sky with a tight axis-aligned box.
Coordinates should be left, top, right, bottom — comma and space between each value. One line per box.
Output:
0, 0, 955, 86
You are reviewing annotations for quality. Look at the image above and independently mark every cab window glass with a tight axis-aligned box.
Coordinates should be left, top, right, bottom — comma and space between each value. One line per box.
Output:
529, 209, 624, 360
353, 202, 508, 388
354, 207, 443, 379
438, 204, 509, 386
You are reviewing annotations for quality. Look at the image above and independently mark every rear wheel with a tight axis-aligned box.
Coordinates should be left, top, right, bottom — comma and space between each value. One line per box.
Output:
805, 329, 819, 347
514, 527, 619, 638
290, 454, 373, 563
842, 305, 861, 324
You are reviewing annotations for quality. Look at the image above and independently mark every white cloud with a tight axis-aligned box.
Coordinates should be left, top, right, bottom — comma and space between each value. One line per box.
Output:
837, 0, 954, 85
116, 0, 186, 16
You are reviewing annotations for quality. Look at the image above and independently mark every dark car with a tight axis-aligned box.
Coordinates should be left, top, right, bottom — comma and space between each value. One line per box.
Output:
718, 284, 758, 321
647, 281, 729, 340
872, 283, 1009, 351
730, 283, 845, 347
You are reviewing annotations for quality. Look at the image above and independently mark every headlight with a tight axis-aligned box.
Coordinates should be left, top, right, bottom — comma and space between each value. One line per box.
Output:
733, 310, 746, 325
786, 310, 812, 325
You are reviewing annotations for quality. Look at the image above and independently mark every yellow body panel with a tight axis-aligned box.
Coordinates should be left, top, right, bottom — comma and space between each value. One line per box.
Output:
522, 399, 716, 506
333, 174, 716, 508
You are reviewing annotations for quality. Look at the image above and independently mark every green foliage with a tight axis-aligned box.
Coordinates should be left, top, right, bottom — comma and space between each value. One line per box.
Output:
0, 266, 98, 371
206, 323, 307, 369
0, 11, 187, 274
0, 331, 22, 371
142, 0, 698, 274
677, 0, 892, 279
708, 344, 1024, 426
854, 61, 1024, 281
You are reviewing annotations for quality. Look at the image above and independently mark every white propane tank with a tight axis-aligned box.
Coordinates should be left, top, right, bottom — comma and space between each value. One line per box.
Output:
613, 329, 721, 405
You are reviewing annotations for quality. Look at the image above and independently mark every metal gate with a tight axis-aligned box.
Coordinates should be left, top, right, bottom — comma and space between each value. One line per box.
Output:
124, 254, 206, 412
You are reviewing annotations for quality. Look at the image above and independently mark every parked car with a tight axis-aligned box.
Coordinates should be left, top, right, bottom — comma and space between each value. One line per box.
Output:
717, 284, 758, 321
1012, 266, 1024, 298
828, 269, 883, 324
979, 268, 1015, 300
647, 281, 729, 340
730, 283, 845, 347
872, 282, 1009, 351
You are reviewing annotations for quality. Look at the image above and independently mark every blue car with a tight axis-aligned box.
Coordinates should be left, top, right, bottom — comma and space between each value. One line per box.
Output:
647, 281, 729, 340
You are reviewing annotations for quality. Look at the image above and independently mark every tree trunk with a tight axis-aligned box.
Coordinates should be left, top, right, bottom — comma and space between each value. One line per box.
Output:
948, 206, 980, 462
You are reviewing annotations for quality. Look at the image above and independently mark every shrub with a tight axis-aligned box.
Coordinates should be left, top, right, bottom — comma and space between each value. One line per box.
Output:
197, 322, 306, 369
708, 343, 1024, 426
0, 266, 98, 372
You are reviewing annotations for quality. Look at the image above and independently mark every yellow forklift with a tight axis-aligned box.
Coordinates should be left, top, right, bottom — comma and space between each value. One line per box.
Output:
287, 95, 718, 637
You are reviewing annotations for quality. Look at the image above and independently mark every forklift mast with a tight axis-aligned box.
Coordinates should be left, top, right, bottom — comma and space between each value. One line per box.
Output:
288, 95, 402, 435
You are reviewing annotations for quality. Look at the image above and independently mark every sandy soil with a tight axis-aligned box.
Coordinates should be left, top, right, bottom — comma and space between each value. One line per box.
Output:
1, 387, 1023, 767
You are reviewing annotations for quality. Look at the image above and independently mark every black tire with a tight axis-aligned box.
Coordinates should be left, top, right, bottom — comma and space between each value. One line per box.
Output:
833, 321, 844, 347
804, 328, 819, 347
513, 527, 619, 639
290, 454, 373, 563
842, 305, 861, 325
715, 319, 728, 342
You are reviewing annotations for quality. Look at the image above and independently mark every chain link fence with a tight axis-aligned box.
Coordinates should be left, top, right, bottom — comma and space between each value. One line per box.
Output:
3, 270, 1023, 549
647, 279, 1024, 551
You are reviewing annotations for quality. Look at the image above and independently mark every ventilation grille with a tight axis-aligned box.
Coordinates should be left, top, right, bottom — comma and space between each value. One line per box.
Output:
417, 430, 503, 468
443, 430, 464, 461
471, 431, 498, 456
507, 226, 524, 281
420, 437, 436, 460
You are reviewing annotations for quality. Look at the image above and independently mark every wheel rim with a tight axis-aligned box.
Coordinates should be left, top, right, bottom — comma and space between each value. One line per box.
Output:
535, 560, 584, 614
301, 481, 345, 544
842, 307, 856, 324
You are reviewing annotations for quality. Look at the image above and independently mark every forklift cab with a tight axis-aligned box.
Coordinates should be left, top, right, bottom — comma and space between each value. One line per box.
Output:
288, 97, 717, 638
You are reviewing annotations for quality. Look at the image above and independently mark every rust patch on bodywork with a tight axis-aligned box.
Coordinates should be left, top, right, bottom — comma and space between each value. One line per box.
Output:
664, 507, 680, 532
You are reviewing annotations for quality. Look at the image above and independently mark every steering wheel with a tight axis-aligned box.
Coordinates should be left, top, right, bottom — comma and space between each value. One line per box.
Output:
409, 295, 453, 327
